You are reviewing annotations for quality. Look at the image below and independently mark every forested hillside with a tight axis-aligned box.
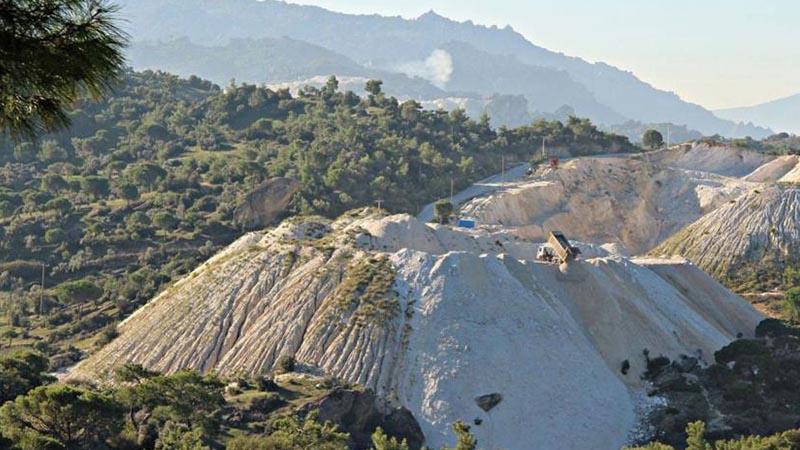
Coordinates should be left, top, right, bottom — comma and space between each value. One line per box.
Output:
118, 0, 773, 137
0, 70, 634, 358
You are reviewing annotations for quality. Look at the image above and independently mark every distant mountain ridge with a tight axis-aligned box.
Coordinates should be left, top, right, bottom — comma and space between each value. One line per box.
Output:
716, 93, 800, 135
119, 0, 770, 137
130, 37, 447, 99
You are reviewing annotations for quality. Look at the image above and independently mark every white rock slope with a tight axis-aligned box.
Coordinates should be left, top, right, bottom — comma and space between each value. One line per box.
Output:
459, 154, 756, 254
651, 186, 800, 281
744, 155, 800, 183
647, 143, 774, 177
71, 211, 762, 450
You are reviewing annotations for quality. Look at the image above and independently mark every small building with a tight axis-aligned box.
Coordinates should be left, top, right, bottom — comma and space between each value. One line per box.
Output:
457, 218, 476, 229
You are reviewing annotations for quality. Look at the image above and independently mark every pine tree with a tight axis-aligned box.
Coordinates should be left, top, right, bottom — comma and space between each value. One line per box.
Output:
685, 421, 711, 450
441, 421, 477, 450
0, 0, 126, 137
371, 427, 410, 450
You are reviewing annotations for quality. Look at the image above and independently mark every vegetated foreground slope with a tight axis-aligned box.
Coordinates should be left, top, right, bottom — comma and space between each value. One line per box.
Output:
459, 147, 759, 255
71, 210, 762, 450
651, 186, 800, 292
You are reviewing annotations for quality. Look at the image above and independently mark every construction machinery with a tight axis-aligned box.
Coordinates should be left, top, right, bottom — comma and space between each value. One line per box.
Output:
537, 231, 581, 264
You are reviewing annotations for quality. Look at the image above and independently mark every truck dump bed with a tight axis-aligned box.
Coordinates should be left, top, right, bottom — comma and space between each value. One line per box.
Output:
547, 231, 580, 262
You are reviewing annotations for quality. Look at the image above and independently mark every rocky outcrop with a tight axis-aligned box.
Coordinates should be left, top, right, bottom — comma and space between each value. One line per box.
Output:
71, 210, 762, 450
651, 186, 800, 286
301, 388, 424, 450
233, 177, 300, 229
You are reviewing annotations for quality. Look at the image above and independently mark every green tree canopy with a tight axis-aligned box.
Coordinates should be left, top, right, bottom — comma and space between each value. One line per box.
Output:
44, 228, 65, 244
40, 174, 68, 193
786, 287, 800, 321
440, 421, 477, 450
124, 162, 167, 190
0, 350, 52, 403
79, 175, 110, 198
54, 279, 103, 305
115, 369, 225, 435
371, 427, 410, 450
0, 384, 123, 449
1, 329, 18, 347
154, 422, 211, 450
433, 200, 454, 224
44, 196, 72, 215
0, 0, 126, 137
365, 79, 383, 97
643, 129, 664, 149
237, 413, 349, 450
116, 182, 139, 203
152, 211, 178, 230
624, 420, 800, 449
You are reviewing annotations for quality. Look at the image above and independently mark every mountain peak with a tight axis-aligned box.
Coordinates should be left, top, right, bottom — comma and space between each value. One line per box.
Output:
417, 10, 448, 22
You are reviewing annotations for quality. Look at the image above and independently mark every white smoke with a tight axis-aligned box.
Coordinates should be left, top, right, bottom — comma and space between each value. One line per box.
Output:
395, 49, 454, 89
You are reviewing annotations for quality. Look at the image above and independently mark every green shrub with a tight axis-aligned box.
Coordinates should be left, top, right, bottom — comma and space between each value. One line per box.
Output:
275, 355, 295, 373
755, 318, 799, 338
95, 325, 119, 347
433, 200, 454, 224
786, 287, 800, 321
44, 228, 65, 244
152, 211, 178, 230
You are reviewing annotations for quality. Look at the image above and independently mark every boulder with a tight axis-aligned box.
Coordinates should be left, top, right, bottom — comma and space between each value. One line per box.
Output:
233, 177, 300, 229
475, 393, 503, 412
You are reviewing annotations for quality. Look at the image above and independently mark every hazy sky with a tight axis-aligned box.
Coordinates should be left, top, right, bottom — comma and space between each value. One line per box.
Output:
292, 0, 799, 110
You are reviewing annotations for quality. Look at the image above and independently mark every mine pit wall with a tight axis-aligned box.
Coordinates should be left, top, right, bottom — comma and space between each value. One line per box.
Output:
458, 155, 759, 256
70, 227, 763, 449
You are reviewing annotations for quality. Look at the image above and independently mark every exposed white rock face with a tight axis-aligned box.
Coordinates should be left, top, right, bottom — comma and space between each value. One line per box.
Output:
651, 186, 800, 280
647, 143, 774, 178
744, 155, 800, 183
71, 211, 762, 450
459, 155, 757, 254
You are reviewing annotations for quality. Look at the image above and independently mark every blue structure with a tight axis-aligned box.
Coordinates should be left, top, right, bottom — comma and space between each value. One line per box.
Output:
457, 219, 476, 229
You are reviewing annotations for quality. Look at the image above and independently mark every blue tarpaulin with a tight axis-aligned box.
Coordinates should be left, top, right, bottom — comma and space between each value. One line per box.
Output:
457, 219, 476, 229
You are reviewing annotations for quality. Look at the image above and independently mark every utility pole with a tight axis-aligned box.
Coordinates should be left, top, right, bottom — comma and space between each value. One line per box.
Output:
40, 264, 45, 316
667, 124, 671, 148
450, 177, 454, 204
542, 137, 547, 160
501, 155, 506, 183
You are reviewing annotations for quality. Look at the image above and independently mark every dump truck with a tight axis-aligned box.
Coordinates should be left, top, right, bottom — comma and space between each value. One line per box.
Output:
537, 231, 581, 264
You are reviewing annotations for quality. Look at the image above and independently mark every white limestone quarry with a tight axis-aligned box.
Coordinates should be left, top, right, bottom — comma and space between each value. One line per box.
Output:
744, 155, 800, 184
459, 154, 757, 254
71, 211, 762, 450
651, 186, 800, 280
779, 163, 800, 184
646, 142, 774, 178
